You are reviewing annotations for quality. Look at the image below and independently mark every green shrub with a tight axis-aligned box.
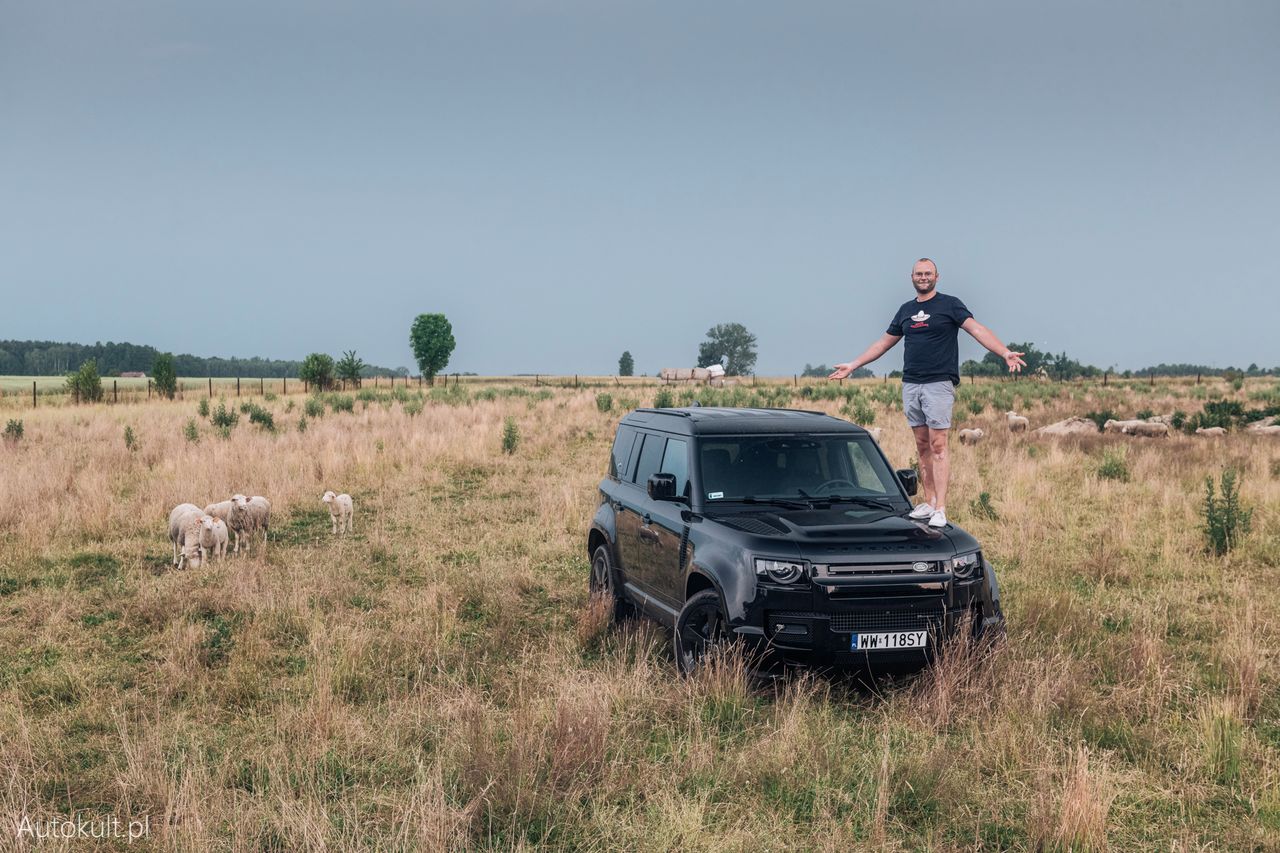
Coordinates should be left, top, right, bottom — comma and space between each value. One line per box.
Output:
284, 399, 295, 413
123, 425, 138, 451
617, 397, 639, 411
297, 415, 308, 433
1135, 408, 1154, 421
183, 419, 200, 443
474, 387, 499, 403
429, 385, 470, 406
969, 492, 999, 521
248, 406, 275, 432
967, 398, 985, 415
197, 398, 210, 418
595, 393, 613, 413
1189, 400, 1245, 432
502, 417, 520, 454
1083, 410, 1118, 431
1202, 469, 1251, 556
151, 353, 178, 399
1097, 450, 1129, 482
402, 398, 423, 417
65, 359, 104, 403
264, 392, 278, 402
305, 397, 324, 418
329, 395, 355, 414
653, 388, 674, 408
210, 401, 239, 430
1170, 410, 1187, 431
840, 399, 875, 425
3, 419, 22, 442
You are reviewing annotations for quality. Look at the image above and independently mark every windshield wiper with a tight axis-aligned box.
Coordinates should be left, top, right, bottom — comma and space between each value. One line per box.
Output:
796, 491, 895, 511
737, 496, 810, 510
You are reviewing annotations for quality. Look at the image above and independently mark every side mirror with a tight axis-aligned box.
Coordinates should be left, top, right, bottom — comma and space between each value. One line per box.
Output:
647, 473, 680, 502
896, 468, 918, 496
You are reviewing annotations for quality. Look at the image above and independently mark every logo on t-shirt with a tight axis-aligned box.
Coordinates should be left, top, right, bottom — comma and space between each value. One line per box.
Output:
909, 310, 930, 329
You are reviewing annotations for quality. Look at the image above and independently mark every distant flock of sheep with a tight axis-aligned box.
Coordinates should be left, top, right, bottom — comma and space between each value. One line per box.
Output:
949, 411, 1280, 445
166, 491, 354, 569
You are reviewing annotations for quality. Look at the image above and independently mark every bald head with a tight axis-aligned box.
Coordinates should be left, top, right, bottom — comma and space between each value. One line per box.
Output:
911, 258, 938, 295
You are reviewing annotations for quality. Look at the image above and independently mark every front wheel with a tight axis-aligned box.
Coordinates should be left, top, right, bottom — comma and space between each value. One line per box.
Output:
590, 545, 631, 622
674, 590, 729, 674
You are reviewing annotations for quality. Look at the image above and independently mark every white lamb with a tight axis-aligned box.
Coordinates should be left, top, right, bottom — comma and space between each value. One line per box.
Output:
1122, 422, 1170, 438
200, 515, 229, 561
203, 499, 240, 554
168, 503, 202, 566
1103, 419, 1146, 434
1194, 427, 1227, 437
229, 494, 272, 553
322, 491, 354, 535
958, 427, 985, 445
1005, 412, 1029, 433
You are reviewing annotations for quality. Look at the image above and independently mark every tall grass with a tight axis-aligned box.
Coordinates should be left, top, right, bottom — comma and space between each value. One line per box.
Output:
0, 380, 1276, 848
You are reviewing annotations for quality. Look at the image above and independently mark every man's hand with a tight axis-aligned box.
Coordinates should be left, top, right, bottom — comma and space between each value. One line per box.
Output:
828, 363, 857, 380
1004, 351, 1027, 372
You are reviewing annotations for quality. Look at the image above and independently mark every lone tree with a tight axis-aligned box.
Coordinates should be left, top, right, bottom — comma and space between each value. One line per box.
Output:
65, 358, 104, 403
409, 313, 456, 385
618, 350, 634, 377
697, 322, 757, 376
152, 352, 178, 399
300, 353, 336, 392
335, 350, 366, 388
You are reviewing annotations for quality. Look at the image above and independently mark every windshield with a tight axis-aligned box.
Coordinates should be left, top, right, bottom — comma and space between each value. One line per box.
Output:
698, 434, 905, 505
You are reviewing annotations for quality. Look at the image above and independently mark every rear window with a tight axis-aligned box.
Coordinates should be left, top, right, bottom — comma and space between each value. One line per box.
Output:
609, 426, 638, 480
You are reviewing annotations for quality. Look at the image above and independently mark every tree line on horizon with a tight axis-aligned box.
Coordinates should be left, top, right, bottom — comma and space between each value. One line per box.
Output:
0, 339, 406, 379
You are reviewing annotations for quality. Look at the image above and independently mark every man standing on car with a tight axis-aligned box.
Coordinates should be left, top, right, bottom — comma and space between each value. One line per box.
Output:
828, 258, 1025, 528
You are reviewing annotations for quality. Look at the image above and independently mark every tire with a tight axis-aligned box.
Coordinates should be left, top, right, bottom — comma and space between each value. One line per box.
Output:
590, 545, 631, 622
674, 589, 728, 675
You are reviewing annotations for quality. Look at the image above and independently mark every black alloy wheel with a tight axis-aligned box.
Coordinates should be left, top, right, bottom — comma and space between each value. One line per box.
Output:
590, 545, 630, 621
675, 589, 729, 674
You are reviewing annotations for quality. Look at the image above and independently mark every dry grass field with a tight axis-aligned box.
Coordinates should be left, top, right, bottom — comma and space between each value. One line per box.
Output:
0, 377, 1277, 850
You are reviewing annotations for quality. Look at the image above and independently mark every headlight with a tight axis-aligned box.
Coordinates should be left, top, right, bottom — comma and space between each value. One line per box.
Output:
755, 558, 806, 584
947, 551, 980, 578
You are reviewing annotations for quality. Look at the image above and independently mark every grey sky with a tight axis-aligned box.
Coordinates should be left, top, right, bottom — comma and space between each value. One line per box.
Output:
2, 1, 1277, 375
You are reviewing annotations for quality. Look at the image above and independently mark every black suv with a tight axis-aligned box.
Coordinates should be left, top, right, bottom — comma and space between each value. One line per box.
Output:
587, 407, 1004, 673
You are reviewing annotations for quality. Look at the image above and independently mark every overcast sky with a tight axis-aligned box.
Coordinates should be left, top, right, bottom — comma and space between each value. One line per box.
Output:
2, 1, 1277, 375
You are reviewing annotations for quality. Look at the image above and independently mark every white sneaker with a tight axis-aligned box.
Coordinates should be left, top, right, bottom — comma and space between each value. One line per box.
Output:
908, 502, 935, 520
928, 509, 948, 528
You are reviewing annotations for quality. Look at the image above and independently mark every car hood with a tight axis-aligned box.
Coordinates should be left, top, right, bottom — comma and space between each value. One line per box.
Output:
706, 505, 979, 562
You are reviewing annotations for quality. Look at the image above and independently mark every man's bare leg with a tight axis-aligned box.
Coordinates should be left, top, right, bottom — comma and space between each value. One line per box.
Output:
928, 427, 950, 511
911, 426, 936, 506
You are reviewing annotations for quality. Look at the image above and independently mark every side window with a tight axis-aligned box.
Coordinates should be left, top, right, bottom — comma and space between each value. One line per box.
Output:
632, 433, 666, 486
609, 426, 638, 480
661, 438, 690, 498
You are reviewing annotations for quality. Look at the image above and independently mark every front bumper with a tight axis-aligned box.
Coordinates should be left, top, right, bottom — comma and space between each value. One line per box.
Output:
733, 565, 1002, 669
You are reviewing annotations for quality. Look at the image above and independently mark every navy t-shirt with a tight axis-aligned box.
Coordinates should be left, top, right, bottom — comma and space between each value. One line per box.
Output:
886, 293, 973, 385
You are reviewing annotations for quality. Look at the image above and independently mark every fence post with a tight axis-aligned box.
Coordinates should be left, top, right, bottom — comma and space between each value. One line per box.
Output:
260, 377, 264, 395
575, 375, 579, 388
793, 374, 797, 387
32, 380, 36, 408
1196, 372, 1201, 385
283, 377, 287, 395
1103, 371, 1108, 386
113, 379, 118, 403
208, 378, 213, 398
237, 377, 241, 397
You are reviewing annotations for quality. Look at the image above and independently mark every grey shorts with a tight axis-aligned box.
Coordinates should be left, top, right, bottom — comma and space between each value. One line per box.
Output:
902, 381, 955, 430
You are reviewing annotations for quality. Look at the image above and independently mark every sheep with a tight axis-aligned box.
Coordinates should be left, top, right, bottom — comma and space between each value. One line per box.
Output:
1005, 412, 1029, 433
174, 513, 206, 570
958, 427, 985, 445
322, 491, 354, 535
204, 499, 240, 553
200, 515, 229, 561
1122, 421, 1169, 438
230, 494, 272, 553
168, 503, 202, 566
1195, 426, 1227, 437
1251, 425, 1280, 436
866, 427, 883, 442
1103, 419, 1146, 434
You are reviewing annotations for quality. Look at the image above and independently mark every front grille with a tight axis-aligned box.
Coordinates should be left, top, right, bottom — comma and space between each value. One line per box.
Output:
771, 609, 943, 634
821, 562, 937, 576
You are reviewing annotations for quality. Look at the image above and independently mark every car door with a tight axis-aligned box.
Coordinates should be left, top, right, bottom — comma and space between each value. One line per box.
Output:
615, 431, 665, 594
648, 436, 691, 608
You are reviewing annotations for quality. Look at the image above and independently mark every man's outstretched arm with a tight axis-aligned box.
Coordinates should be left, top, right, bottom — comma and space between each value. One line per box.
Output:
828, 333, 902, 379
960, 318, 1027, 372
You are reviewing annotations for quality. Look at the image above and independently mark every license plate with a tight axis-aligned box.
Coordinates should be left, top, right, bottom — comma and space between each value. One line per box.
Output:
851, 631, 926, 651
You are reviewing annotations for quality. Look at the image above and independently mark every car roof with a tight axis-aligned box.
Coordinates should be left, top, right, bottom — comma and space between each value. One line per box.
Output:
619, 407, 868, 436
